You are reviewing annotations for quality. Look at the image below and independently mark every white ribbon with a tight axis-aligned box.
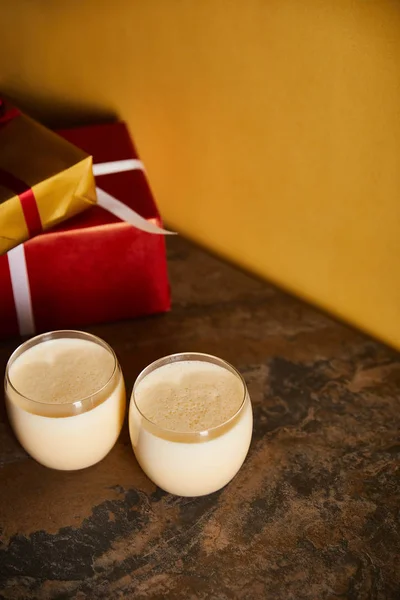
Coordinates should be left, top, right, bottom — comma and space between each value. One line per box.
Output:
96, 188, 173, 236
7, 244, 35, 336
95, 158, 174, 236
93, 158, 145, 176
8, 158, 175, 336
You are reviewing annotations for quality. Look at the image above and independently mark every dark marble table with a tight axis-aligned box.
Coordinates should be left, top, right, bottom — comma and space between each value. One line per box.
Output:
0, 237, 399, 599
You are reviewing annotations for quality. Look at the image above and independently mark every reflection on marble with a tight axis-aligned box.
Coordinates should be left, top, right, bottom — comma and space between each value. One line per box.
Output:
0, 237, 399, 599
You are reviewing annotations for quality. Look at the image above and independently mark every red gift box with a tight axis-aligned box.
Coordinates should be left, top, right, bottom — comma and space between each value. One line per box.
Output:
0, 122, 171, 339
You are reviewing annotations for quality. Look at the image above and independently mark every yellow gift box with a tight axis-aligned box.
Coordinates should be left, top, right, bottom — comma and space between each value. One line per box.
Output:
0, 101, 96, 254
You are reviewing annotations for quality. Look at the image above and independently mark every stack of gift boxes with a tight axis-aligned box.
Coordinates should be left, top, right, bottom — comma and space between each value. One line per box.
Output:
0, 100, 171, 339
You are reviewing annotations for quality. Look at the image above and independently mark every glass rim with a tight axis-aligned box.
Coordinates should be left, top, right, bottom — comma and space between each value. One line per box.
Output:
132, 352, 248, 437
5, 329, 118, 410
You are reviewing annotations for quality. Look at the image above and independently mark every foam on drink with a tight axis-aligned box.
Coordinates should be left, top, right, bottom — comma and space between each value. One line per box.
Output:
9, 338, 115, 406
135, 360, 244, 432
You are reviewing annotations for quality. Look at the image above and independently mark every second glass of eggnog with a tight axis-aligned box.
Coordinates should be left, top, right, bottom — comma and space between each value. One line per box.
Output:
129, 353, 253, 496
5, 330, 126, 470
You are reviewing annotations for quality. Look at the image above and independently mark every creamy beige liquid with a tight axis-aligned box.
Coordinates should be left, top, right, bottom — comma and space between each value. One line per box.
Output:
130, 359, 252, 496
6, 338, 125, 470
135, 361, 244, 432
9, 338, 115, 405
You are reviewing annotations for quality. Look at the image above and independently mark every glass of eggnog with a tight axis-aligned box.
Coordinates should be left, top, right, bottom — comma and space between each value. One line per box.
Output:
129, 352, 252, 496
5, 330, 126, 470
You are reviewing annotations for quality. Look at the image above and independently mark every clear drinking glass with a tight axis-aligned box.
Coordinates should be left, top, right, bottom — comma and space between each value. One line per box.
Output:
129, 352, 253, 496
4, 330, 126, 470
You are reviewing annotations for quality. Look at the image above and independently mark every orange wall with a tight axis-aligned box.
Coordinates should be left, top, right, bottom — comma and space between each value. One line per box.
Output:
1, 1, 400, 347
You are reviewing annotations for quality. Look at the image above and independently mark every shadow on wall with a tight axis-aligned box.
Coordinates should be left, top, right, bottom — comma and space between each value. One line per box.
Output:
2, 87, 117, 129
